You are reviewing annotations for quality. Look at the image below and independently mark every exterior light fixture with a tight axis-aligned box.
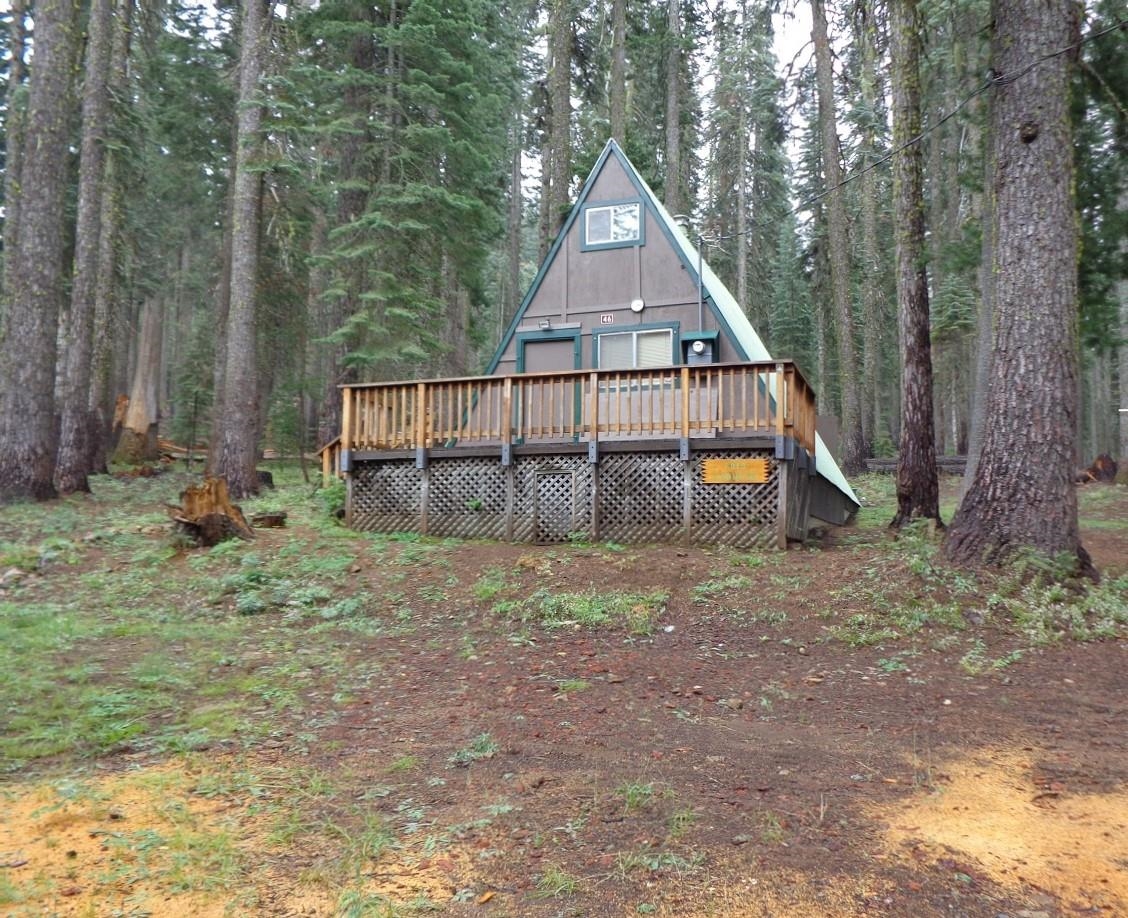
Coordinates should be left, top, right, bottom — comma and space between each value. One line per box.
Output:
630, 298, 645, 313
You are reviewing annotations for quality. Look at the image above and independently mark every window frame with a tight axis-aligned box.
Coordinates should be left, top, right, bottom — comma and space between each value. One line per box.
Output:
592, 323, 680, 372
580, 199, 645, 251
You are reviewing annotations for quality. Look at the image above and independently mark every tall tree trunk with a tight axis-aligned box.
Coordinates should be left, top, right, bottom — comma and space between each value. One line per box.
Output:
609, 0, 627, 145
857, 0, 882, 455
962, 90, 996, 499
811, 0, 864, 474
736, 80, 749, 316
1118, 184, 1128, 466
209, 89, 242, 453
209, 0, 271, 499
56, 0, 115, 494
87, 0, 132, 474
944, 0, 1090, 574
112, 298, 163, 463
2, 0, 29, 293
663, 0, 683, 215
0, 0, 80, 502
546, 0, 572, 250
506, 115, 524, 326
890, 0, 940, 528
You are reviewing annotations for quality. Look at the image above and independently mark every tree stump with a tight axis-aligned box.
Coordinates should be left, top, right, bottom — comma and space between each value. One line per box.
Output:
169, 477, 254, 546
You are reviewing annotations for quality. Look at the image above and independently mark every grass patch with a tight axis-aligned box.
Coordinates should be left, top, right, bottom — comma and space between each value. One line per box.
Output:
534, 864, 580, 898
511, 588, 668, 634
617, 780, 656, 813
448, 733, 499, 768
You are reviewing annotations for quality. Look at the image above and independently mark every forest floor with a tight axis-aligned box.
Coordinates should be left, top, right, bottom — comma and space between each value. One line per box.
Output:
1, 466, 1126, 918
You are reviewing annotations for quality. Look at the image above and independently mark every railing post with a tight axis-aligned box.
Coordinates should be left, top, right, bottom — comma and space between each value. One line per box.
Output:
501, 376, 513, 456
775, 363, 786, 439
589, 372, 600, 445
341, 386, 353, 469
680, 366, 690, 440
416, 382, 428, 449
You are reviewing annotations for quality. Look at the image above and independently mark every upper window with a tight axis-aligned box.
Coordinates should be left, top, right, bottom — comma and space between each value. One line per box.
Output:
582, 201, 643, 250
597, 328, 674, 370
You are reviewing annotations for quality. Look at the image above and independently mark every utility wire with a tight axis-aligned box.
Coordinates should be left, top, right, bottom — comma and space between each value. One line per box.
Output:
706, 17, 1127, 245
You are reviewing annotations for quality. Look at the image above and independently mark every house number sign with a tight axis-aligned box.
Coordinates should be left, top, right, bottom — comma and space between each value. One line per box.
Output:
702, 458, 770, 484
600, 314, 614, 325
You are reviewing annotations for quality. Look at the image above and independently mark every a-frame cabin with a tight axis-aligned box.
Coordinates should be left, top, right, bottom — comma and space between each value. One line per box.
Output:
331, 140, 858, 547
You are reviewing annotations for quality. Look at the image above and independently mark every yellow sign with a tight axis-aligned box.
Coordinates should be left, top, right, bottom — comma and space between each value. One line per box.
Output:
702, 457, 771, 484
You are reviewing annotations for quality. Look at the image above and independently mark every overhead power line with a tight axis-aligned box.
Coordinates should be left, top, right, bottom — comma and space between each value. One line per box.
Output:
708, 17, 1127, 245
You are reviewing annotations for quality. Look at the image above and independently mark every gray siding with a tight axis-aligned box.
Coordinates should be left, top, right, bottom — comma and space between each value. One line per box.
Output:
493, 156, 746, 376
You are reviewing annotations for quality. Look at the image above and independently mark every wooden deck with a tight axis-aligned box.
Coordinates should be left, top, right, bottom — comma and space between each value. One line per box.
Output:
327, 362, 818, 549
337, 361, 815, 460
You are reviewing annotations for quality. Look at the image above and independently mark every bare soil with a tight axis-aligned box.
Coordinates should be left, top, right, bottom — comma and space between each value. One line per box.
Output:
2, 475, 1126, 917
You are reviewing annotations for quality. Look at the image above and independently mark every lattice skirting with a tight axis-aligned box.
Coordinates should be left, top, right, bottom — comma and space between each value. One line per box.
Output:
689, 450, 779, 548
349, 449, 808, 547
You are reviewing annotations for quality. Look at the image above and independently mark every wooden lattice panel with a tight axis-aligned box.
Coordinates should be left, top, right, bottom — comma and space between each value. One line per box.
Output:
690, 450, 779, 548
350, 460, 421, 532
599, 452, 684, 543
426, 458, 508, 539
512, 456, 592, 543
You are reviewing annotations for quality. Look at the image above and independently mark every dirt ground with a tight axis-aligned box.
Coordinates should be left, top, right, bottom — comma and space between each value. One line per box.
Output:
1, 473, 1126, 917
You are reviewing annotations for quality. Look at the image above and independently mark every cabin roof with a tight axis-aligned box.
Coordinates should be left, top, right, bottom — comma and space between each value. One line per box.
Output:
487, 138, 859, 511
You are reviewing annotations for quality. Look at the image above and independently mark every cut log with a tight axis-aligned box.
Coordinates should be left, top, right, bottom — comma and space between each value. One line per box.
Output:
865, 455, 967, 475
169, 477, 254, 546
251, 511, 287, 528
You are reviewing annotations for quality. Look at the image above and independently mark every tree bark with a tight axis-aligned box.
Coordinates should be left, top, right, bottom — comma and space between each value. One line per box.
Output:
609, 0, 627, 145
113, 298, 164, 464
811, 0, 865, 474
889, 0, 941, 529
56, 0, 115, 494
856, 0, 882, 455
664, 0, 683, 216
546, 0, 572, 247
87, 0, 132, 475
209, 0, 272, 499
506, 115, 524, 327
1118, 183, 1128, 466
2, 0, 29, 291
0, 0, 80, 502
944, 0, 1091, 574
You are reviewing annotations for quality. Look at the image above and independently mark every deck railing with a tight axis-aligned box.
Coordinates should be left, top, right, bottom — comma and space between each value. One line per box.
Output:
339, 360, 816, 459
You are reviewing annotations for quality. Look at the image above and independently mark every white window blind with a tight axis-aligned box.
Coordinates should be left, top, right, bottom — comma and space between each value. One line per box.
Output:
597, 329, 673, 370
598, 332, 634, 369
636, 330, 672, 368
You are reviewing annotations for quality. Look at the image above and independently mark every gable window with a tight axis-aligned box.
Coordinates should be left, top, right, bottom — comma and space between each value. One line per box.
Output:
597, 328, 674, 370
582, 201, 643, 250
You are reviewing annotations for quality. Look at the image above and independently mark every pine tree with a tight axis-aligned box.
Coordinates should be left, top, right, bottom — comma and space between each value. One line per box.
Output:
0, 0, 81, 502
811, 0, 865, 474
889, 0, 940, 529
945, 0, 1091, 574
209, 0, 273, 498
56, 0, 116, 494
